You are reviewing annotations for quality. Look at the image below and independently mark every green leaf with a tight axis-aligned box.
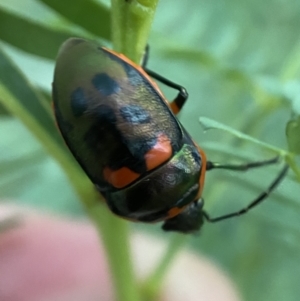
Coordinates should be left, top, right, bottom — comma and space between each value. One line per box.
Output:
38, 0, 111, 40
0, 117, 83, 214
0, 8, 75, 59
0, 47, 60, 144
286, 116, 300, 154
199, 116, 286, 155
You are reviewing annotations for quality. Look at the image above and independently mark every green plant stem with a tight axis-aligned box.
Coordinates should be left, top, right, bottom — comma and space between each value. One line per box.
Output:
141, 234, 187, 301
199, 116, 288, 156
111, 0, 159, 63
87, 204, 141, 301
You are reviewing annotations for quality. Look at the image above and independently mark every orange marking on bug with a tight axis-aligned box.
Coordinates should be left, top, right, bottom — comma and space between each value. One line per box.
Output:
103, 166, 140, 189
167, 206, 185, 219
170, 102, 180, 115
145, 134, 172, 171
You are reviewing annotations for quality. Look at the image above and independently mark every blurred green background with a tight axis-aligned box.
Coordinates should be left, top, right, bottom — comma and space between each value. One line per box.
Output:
1, 1, 300, 301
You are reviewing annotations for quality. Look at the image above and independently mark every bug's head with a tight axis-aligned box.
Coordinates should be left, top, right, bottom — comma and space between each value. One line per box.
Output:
162, 199, 205, 233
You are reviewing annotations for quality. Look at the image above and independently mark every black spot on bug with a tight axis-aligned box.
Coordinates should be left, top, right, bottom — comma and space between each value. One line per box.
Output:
83, 104, 165, 177
84, 105, 118, 150
125, 136, 157, 159
120, 105, 151, 124
94, 104, 118, 125
83, 104, 149, 175
70, 87, 88, 117
92, 73, 120, 96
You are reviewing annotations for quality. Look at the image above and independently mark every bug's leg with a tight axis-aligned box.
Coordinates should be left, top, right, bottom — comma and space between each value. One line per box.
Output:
141, 44, 150, 68
206, 156, 279, 171
146, 69, 188, 114
141, 45, 188, 114
202, 164, 289, 223
162, 200, 205, 233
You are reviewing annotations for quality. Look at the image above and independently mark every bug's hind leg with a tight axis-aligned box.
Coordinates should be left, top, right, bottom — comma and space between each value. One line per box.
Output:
203, 164, 289, 223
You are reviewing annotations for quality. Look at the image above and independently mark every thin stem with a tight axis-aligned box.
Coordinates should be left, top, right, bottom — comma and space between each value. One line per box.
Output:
141, 234, 187, 301
111, 0, 159, 63
88, 204, 141, 301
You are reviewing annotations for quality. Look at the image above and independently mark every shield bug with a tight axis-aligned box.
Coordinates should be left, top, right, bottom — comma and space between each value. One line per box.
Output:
52, 38, 288, 233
